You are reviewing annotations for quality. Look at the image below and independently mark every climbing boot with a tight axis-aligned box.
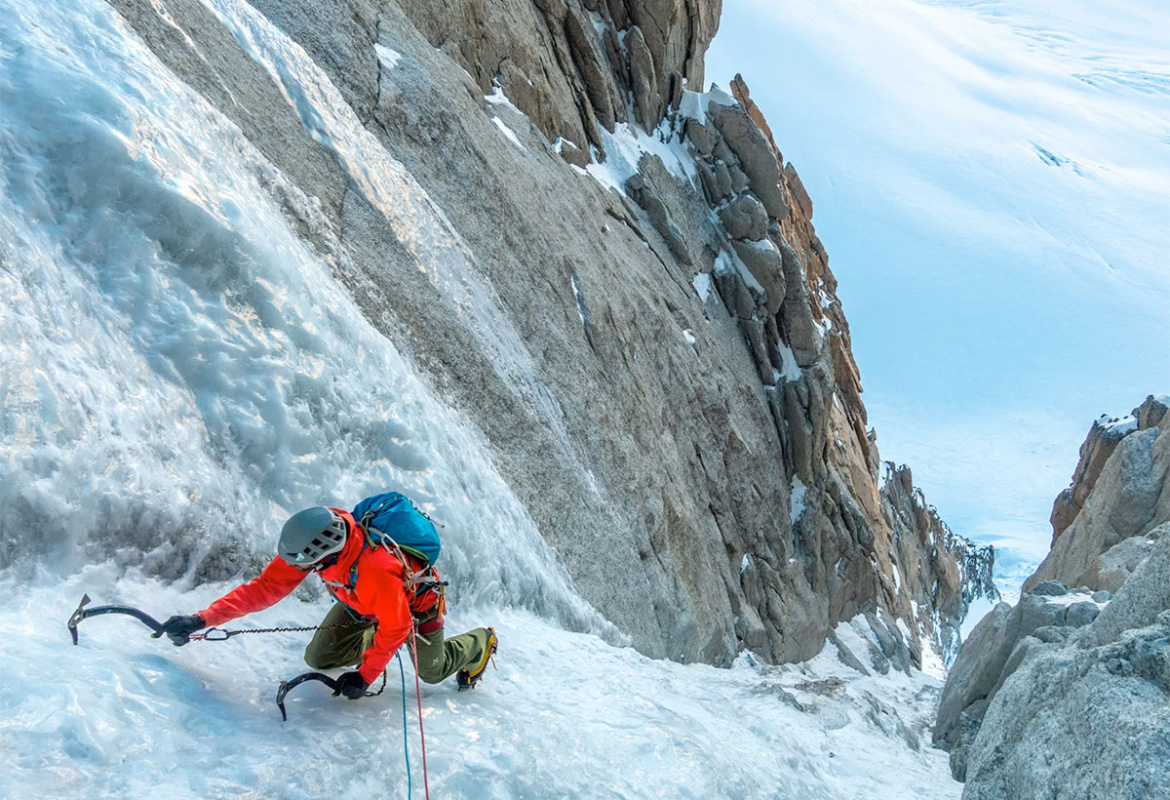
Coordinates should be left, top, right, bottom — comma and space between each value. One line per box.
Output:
456, 627, 498, 690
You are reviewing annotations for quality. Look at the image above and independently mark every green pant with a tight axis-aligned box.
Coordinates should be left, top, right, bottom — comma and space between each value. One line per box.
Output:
303, 602, 491, 685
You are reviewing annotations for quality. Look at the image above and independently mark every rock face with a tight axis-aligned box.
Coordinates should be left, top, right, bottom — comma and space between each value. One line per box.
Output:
881, 465, 999, 665
393, 0, 722, 157
936, 396, 1170, 794
1026, 395, 1170, 593
97, 0, 986, 666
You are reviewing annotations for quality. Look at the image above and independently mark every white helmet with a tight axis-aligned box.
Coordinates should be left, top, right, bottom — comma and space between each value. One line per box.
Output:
277, 507, 348, 567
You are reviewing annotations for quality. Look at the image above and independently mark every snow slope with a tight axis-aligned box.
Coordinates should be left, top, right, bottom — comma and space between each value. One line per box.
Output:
708, 0, 1170, 599
0, 0, 960, 796
3, 569, 957, 799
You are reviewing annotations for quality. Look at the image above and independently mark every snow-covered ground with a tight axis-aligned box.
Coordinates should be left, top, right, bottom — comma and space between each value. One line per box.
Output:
708, 0, 1170, 601
0, 0, 963, 797
2, 569, 958, 799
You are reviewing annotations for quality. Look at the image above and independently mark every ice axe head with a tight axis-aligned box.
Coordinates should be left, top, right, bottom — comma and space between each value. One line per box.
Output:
67, 594, 92, 646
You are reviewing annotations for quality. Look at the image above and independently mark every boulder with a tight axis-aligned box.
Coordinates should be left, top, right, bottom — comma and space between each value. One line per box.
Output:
626, 174, 692, 266
777, 238, 821, 365
711, 160, 734, 201
556, 138, 589, 167
1065, 601, 1100, 628
564, 9, 618, 130
685, 118, 717, 157
709, 102, 789, 222
963, 615, 1170, 800
718, 193, 768, 241
944, 400, 1170, 793
1097, 531, 1159, 592
934, 602, 1018, 752
741, 318, 775, 386
1029, 580, 1069, 596
712, 270, 754, 321
730, 239, 784, 314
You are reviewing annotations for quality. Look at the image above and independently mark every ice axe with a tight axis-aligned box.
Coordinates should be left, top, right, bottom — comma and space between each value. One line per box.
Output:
275, 670, 387, 721
275, 672, 341, 721
67, 594, 165, 644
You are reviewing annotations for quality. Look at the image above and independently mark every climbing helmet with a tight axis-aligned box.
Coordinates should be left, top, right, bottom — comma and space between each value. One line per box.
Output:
277, 506, 348, 568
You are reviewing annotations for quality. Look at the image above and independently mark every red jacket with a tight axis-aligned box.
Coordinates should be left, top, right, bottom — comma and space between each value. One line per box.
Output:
198, 509, 414, 684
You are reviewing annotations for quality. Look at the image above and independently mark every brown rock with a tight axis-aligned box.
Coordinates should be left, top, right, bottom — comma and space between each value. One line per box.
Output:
731, 239, 785, 315
718, 193, 768, 241
730, 73, 782, 162
565, 9, 618, 131
626, 26, 659, 131
785, 162, 814, 219
710, 102, 789, 222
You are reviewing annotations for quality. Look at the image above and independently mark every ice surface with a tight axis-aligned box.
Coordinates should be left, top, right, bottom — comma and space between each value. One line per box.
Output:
484, 85, 521, 113
790, 476, 809, 524
677, 87, 738, 125
1100, 414, 1139, 435
3, 572, 959, 799
0, 0, 608, 636
692, 272, 712, 303
374, 43, 401, 70
1043, 589, 1107, 609
960, 595, 1000, 641
580, 119, 699, 196
777, 342, 803, 382
491, 116, 525, 150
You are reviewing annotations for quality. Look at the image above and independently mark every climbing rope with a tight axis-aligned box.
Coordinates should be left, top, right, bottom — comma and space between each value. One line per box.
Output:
410, 623, 432, 800
397, 652, 413, 799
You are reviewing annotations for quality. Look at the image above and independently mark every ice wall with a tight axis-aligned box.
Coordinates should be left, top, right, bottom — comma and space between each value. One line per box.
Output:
0, 0, 615, 641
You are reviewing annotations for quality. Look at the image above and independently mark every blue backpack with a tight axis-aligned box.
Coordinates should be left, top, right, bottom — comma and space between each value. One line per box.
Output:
351, 492, 441, 566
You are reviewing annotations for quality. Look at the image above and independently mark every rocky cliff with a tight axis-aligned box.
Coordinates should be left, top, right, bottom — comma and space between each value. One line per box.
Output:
881, 464, 999, 665
935, 395, 1170, 795
99, 0, 989, 666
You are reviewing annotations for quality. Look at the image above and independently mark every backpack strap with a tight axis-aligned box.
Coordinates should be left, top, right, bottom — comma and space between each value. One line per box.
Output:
355, 504, 429, 593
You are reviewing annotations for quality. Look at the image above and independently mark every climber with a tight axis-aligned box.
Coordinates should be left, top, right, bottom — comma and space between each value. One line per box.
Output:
155, 503, 497, 697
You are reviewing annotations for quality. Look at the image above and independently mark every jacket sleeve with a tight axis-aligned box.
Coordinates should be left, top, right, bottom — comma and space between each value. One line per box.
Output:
198, 556, 308, 627
355, 556, 413, 684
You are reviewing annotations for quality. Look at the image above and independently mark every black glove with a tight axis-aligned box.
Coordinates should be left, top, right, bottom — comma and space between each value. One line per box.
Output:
333, 670, 370, 700
154, 614, 206, 646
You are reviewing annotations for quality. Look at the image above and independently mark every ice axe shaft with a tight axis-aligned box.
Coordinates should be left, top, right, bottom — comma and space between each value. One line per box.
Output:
67, 594, 165, 645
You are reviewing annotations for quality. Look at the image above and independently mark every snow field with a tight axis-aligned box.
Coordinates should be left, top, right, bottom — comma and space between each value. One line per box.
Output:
2, 568, 959, 799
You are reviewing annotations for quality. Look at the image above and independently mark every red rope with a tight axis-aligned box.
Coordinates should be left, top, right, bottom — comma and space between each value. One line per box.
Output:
410, 625, 432, 800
